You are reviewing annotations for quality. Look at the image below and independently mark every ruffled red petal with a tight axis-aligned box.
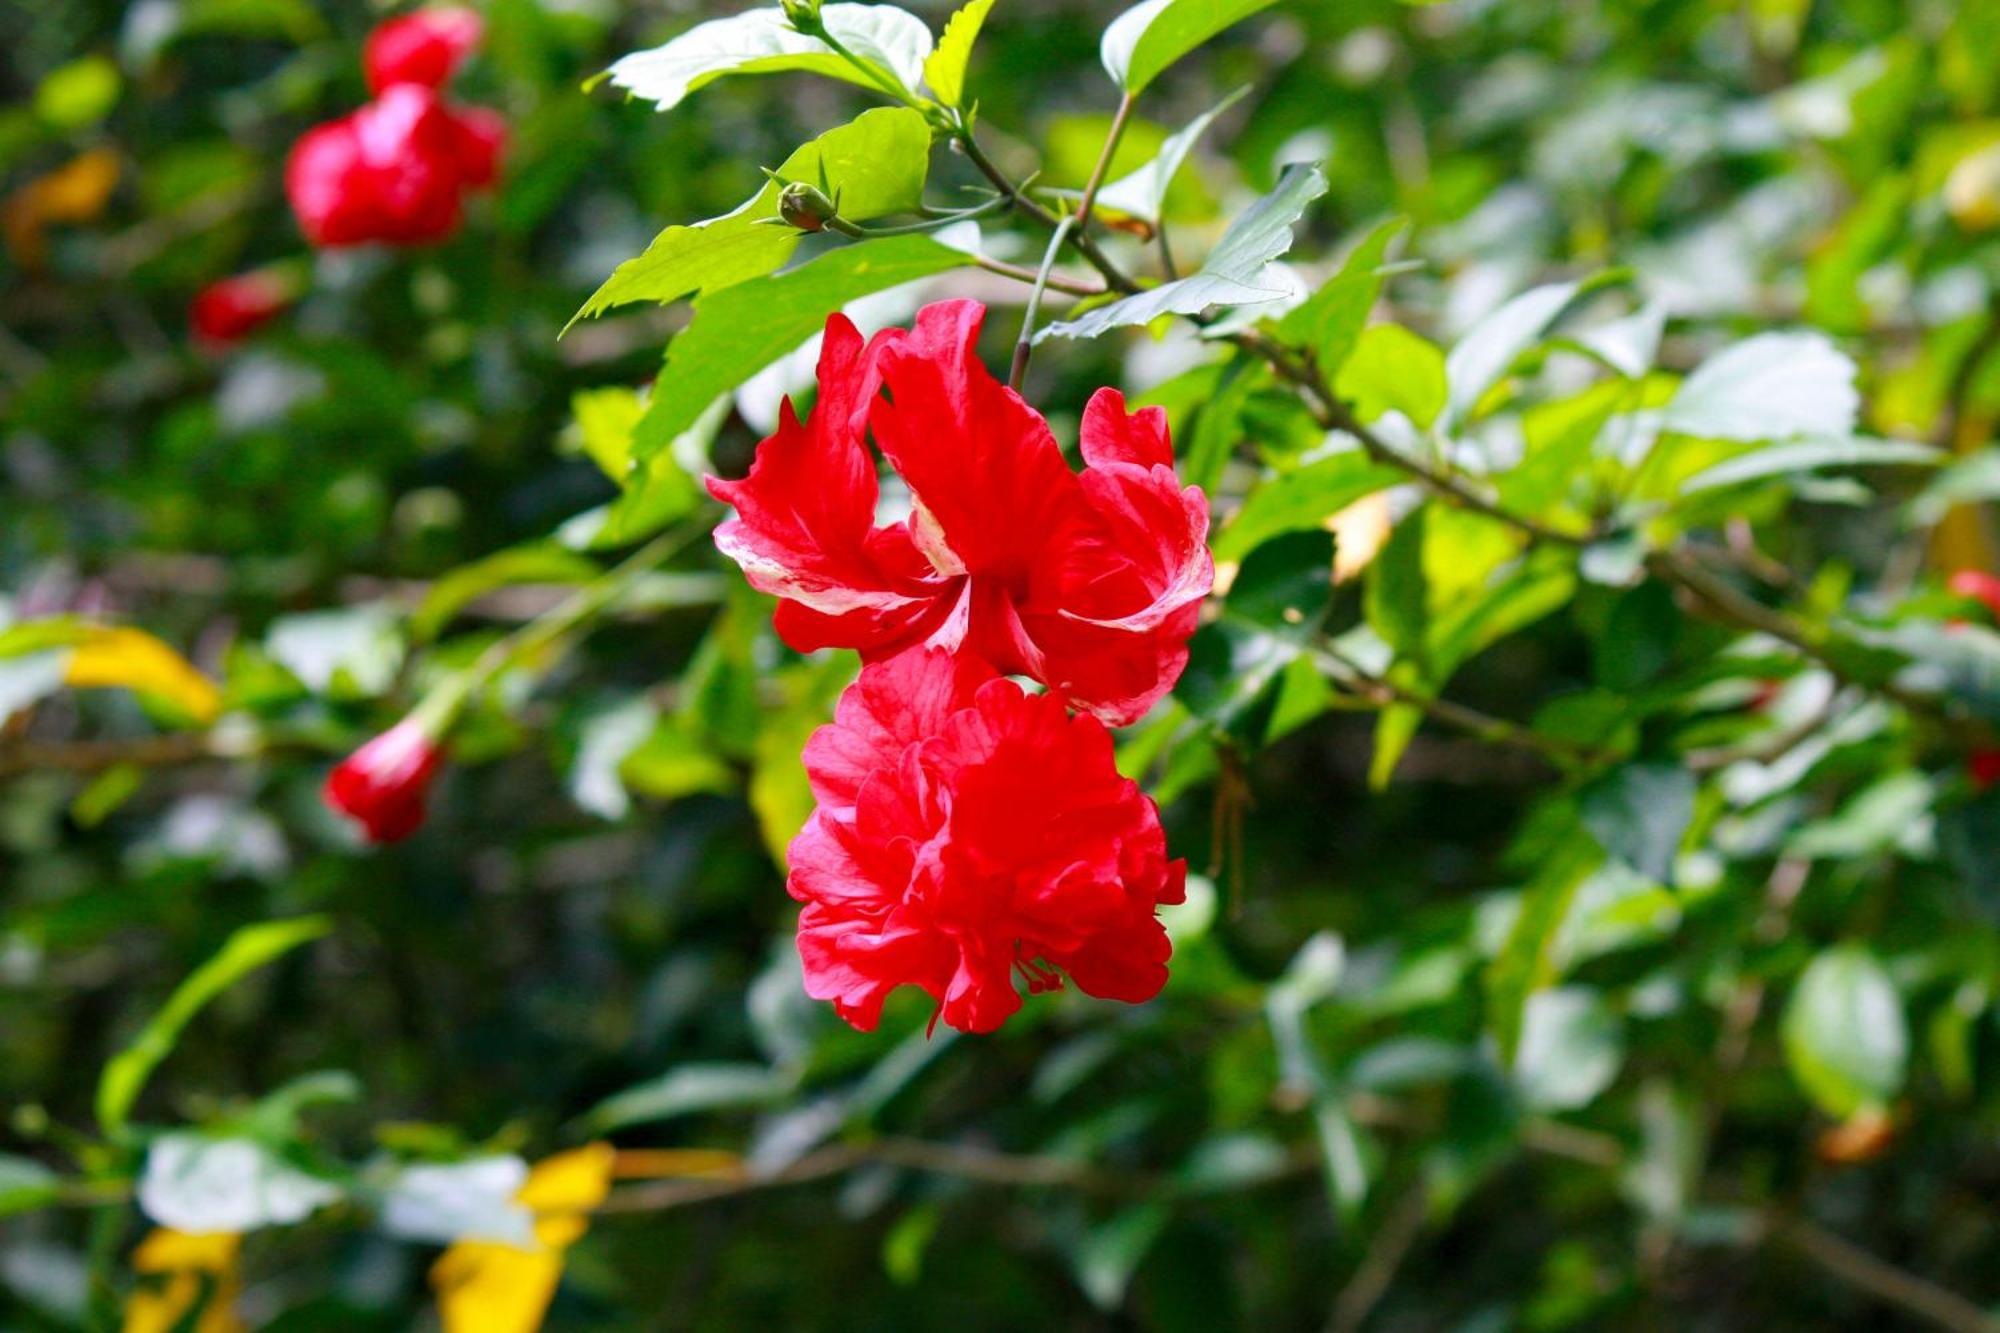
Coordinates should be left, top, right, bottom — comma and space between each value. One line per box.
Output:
784, 651, 1180, 1034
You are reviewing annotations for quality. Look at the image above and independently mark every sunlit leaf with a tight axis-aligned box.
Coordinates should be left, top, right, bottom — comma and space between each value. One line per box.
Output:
572, 106, 934, 326
922, 0, 994, 108
1782, 946, 1907, 1118
1100, 0, 1280, 95
633, 233, 970, 459
1095, 84, 1248, 222
1038, 162, 1325, 341
606, 4, 933, 111
136, 1135, 341, 1234
1659, 331, 1860, 442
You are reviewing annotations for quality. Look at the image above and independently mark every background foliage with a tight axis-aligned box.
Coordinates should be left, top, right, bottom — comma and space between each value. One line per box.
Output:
8, 0, 2000, 1328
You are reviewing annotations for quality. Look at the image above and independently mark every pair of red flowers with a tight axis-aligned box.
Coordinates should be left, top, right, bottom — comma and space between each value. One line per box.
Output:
286, 8, 504, 248
326, 300, 1213, 1033
190, 10, 505, 347
717, 301, 1213, 1032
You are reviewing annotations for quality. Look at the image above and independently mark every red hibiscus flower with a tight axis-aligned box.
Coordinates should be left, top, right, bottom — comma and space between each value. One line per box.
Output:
286, 84, 504, 249
787, 648, 1186, 1034
190, 271, 292, 347
1971, 748, 2000, 791
324, 717, 445, 843
708, 300, 1212, 727
1949, 570, 2000, 621
364, 7, 485, 94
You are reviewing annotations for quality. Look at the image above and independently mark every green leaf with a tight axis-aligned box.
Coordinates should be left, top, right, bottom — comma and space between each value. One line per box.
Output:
1099, 0, 1280, 95
633, 234, 970, 459
1273, 216, 1407, 378
1095, 84, 1248, 222
0, 1154, 60, 1218
1679, 435, 1942, 495
1366, 507, 1429, 660
1037, 162, 1326, 342
1513, 987, 1624, 1112
1443, 276, 1613, 431
1212, 451, 1406, 563
579, 1063, 793, 1133
1336, 324, 1447, 429
34, 55, 120, 130
1486, 837, 1602, 1063
413, 545, 601, 643
97, 916, 332, 1138
922, 0, 994, 108
571, 107, 934, 326
606, 3, 933, 111
1659, 332, 1859, 442
1226, 530, 1333, 634
1579, 762, 1694, 885
1782, 946, 1908, 1117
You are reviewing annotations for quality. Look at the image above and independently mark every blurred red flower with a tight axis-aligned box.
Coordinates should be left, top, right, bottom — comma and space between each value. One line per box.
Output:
708, 300, 1213, 727
286, 84, 503, 247
324, 717, 445, 843
1948, 569, 2000, 621
189, 271, 292, 346
787, 648, 1185, 1034
1971, 748, 2000, 791
364, 7, 485, 93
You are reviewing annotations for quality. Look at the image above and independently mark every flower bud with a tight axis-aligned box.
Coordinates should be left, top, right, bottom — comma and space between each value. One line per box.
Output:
780, 0, 823, 32
324, 716, 445, 843
190, 271, 293, 348
777, 180, 839, 233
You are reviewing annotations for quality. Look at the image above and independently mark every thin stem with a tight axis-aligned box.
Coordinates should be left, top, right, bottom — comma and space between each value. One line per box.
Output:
968, 251, 1106, 297
955, 125, 1143, 295
1074, 92, 1136, 231
1010, 215, 1076, 390
1006, 97, 1135, 389
1312, 642, 1603, 767
823, 194, 1013, 239
1157, 221, 1181, 280
1766, 1211, 2000, 1333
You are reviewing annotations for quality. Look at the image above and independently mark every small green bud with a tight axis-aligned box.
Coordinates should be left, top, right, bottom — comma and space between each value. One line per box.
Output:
781, 0, 823, 33
777, 180, 839, 232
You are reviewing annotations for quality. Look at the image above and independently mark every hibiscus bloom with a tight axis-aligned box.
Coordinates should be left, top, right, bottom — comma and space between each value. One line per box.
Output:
286, 83, 503, 248
708, 300, 1212, 727
1949, 569, 2000, 621
788, 648, 1186, 1034
364, 7, 485, 93
324, 716, 445, 843
190, 271, 292, 346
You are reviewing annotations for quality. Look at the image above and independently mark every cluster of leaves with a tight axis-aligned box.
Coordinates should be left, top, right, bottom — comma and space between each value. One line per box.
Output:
8, 0, 2000, 1329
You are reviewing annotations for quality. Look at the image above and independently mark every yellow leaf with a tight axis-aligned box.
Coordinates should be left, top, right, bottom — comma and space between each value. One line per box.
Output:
435, 1243, 566, 1333
518, 1142, 615, 1249
122, 1230, 243, 1333
433, 1143, 616, 1333
3, 147, 119, 266
65, 627, 222, 723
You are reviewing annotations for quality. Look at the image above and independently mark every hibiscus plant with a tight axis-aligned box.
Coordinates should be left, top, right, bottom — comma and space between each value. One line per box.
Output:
7, 0, 2000, 1328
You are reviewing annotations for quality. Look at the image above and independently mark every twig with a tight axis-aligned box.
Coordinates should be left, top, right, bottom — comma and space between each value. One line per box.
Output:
1328, 1181, 1429, 1333
1765, 1211, 2000, 1333
1008, 94, 1134, 389
954, 128, 1142, 295
1313, 642, 1604, 768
